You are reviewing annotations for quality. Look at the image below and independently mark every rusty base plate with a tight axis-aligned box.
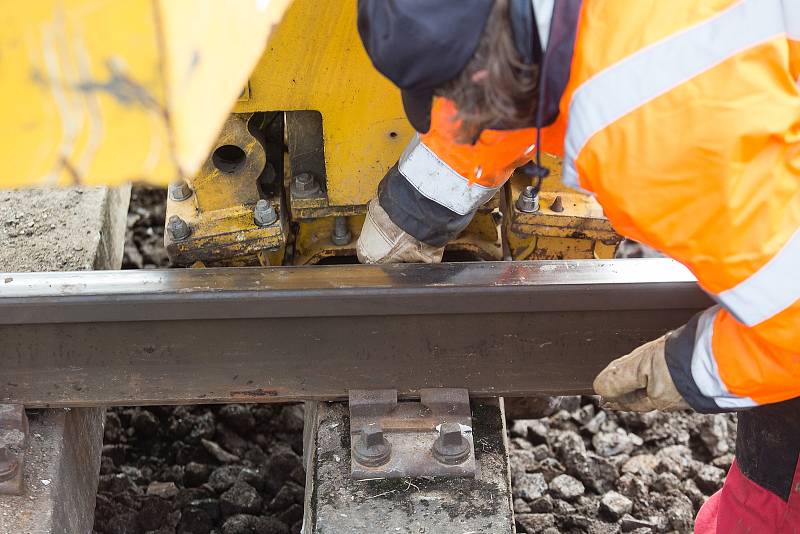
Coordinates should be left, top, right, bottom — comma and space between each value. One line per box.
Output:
348, 389, 476, 480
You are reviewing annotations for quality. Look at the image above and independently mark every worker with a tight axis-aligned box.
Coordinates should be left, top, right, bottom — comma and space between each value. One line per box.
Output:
356, 0, 800, 531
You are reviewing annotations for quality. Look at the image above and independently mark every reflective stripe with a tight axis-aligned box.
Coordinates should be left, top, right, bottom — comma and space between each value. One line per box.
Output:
532, 0, 555, 50
562, 0, 788, 187
691, 306, 758, 409
716, 227, 800, 326
398, 135, 499, 216
785, 0, 800, 39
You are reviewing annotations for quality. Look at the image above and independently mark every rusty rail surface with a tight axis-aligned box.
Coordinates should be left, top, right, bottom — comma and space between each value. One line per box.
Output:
0, 259, 712, 407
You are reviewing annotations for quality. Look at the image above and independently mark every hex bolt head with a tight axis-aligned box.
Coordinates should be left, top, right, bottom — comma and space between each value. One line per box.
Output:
516, 185, 540, 213
331, 216, 351, 246
353, 423, 391, 467
432, 422, 470, 465
168, 180, 193, 202
291, 172, 321, 198
253, 199, 278, 227
167, 215, 191, 241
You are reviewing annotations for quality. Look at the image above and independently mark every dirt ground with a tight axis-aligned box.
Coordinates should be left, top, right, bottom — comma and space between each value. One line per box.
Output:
93, 187, 733, 534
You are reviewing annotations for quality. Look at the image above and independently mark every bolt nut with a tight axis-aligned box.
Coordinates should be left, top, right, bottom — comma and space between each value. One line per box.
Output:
291, 173, 321, 198
167, 215, 191, 241
253, 199, 278, 227
432, 422, 470, 465
169, 180, 193, 202
353, 423, 391, 467
516, 185, 540, 213
331, 216, 351, 246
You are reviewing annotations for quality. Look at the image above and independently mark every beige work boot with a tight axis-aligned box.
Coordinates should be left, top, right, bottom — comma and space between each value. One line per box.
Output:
357, 198, 445, 264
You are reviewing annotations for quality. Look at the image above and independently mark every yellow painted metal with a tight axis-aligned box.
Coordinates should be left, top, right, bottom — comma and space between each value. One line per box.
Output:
504, 154, 621, 260
0, 0, 290, 188
235, 0, 413, 208
294, 215, 364, 265
166, 113, 285, 266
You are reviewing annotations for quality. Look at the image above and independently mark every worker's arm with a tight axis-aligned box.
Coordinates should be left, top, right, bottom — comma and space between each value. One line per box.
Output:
358, 98, 536, 263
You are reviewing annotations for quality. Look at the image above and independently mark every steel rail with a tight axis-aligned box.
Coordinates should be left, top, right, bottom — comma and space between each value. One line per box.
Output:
0, 259, 712, 407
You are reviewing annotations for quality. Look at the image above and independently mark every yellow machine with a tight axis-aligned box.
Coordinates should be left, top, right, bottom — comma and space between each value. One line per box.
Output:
2, 0, 620, 265
163, 0, 620, 267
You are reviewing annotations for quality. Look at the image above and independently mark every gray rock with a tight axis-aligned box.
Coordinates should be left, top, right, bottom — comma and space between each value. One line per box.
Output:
655, 445, 694, 477
682, 478, 707, 512
549, 474, 585, 501
146, 481, 179, 499
579, 452, 620, 494
511, 419, 549, 445
202, 439, 241, 464
221, 514, 289, 534
572, 404, 596, 425
693, 464, 726, 494
538, 457, 566, 482
592, 429, 638, 457
616, 473, 649, 502
208, 465, 244, 493
184, 462, 211, 487
652, 472, 681, 493
217, 405, 256, 435
552, 430, 587, 465
514, 498, 531, 514
99, 473, 142, 495
529, 494, 554, 513
510, 448, 539, 479
219, 481, 263, 517
132, 409, 160, 438
600, 491, 632, 520
712, 453, 734, 471
515, 513, 556, 533
514, 473, 548, 502
665, 494, 695, 531
582, 411, 608, 434
698, 414, 730, 457
619, 514, 656, 532
620, 454, 658, 484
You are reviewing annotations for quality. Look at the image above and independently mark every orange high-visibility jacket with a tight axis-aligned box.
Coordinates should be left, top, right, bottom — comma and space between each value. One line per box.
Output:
379, 0, 800, 412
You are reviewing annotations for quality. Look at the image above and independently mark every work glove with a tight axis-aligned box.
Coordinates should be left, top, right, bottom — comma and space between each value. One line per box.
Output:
357, 198, 445, 264
593, 335, 691, 412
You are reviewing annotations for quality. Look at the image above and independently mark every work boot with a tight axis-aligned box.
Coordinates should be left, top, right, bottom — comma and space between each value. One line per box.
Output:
357, 198, 444, 264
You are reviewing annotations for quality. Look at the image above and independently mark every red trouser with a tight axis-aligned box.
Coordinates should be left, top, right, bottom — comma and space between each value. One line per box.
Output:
695, 398, 800, 533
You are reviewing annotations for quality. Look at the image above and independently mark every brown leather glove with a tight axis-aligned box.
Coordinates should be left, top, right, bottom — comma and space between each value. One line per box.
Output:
356, 198, 444, 264
593, 335, 691, 412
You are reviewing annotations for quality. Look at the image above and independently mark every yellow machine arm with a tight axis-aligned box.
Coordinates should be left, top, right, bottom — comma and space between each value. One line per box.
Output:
0, 0, 291, 188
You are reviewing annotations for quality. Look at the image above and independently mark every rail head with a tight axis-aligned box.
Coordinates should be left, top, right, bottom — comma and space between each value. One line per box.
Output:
0, 259, 708, 325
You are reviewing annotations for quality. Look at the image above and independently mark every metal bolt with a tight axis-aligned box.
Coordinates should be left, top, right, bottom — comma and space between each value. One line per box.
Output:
549, 195, 564, 213
253, 199, 278, 227
331, 216, 351, 246
432, 422, 470, 465
353, 423, 391, 467
167, 215, 191, 241
291, 173, 321, 198
516, 185, 540, 213
168, 180, 193, 202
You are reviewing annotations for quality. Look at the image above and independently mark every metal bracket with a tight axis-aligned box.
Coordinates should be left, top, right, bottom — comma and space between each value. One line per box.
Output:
0, 404, 28, 495
348, 388, 476, 480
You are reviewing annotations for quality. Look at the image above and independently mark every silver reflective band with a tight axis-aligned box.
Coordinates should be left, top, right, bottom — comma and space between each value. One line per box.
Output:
563, 0, 788, 184
398, 135, 499, 216
716, 227, 800, 326
690, 306, 758, 409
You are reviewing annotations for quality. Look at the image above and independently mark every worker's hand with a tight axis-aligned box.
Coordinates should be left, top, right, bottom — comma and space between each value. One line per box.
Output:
357, 198, 444, 264
593, 335, 690, 412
